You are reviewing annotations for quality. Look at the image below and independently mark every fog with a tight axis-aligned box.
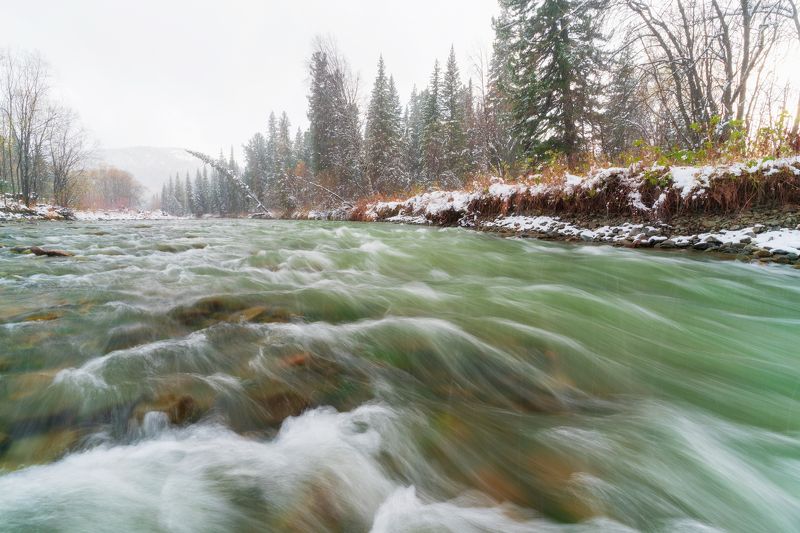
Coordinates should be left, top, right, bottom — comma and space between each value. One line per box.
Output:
3, 0, 498, 156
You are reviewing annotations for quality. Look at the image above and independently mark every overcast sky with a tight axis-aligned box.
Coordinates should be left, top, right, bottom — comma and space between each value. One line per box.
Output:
4, 0, 499, 157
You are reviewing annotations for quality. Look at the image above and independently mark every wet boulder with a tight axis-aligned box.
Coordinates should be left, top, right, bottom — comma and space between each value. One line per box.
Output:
168, 295, 296, 329
103, 324, 162, 354
131, 393, 205, 426
9, 246, 73, 257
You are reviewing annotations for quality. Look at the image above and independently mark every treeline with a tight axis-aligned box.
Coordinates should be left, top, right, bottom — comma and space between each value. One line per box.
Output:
490, 0, 800, 167
0, 50, 91, 207
200, 0, 800, 215
82, 167, 144, 210
0, 49, 146, 210
158, 150, 250, 216
233, 40, 491, 213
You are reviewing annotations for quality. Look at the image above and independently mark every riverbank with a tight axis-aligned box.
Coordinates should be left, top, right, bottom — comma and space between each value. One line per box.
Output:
355, 156, 800, 266
0, 202, 178, 222
365, 205, 800, 267
4, 157, 800, 266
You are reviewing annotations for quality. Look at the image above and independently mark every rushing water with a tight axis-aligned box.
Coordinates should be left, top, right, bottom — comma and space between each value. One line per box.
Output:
1, 220, 799, 532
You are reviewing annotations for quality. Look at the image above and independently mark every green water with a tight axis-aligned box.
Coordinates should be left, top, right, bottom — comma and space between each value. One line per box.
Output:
0, 220, 799, 532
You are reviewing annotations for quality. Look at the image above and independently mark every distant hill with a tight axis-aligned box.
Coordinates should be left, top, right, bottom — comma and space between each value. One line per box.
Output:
95, 146, 202, 196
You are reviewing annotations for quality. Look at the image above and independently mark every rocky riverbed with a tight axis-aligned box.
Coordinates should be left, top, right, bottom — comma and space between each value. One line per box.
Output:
355, 157, 800, 267
478, 208, 800, 267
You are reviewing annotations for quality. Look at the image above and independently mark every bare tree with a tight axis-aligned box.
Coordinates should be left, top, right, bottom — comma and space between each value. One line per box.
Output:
625, 0, 787, 144
0, 50, 57, 206
82, 166, 144, 209
779, 0, 800, 138
48, 108, 90, 207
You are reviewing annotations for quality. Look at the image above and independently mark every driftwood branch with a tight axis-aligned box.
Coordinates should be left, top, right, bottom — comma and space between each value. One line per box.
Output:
293, 175, 353, 207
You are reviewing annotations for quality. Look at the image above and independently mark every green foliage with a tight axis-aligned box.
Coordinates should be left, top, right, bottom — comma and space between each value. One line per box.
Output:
620, 114, 793, 168
642, 169, 670, 188
754, 111, 794, 158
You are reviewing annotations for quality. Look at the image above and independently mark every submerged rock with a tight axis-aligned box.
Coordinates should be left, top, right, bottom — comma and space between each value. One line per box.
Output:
132, 393, 205, 426
0, 429, 80, 471
8, 246, 73, 257
168, 295, 296, 329
103, 324, 163, 353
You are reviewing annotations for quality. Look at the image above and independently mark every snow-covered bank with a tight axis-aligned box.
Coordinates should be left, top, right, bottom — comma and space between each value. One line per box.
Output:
71, 209, 179, 221
361, 156, 800, 225
485, 215, 800, 262
0, 202, 179, 222
357, 157, 800, 266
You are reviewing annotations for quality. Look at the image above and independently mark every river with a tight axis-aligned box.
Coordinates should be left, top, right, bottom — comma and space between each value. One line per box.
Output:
1, 220, 799, 532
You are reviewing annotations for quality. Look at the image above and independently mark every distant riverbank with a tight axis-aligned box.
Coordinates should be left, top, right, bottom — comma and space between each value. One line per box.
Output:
0, 202, 178, 222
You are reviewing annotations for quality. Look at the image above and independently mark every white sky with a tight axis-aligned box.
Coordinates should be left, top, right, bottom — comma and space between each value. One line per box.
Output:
3, 0, 499, 157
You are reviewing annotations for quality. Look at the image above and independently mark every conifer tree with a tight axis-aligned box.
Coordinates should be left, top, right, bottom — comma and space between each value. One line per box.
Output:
387, 76, 405, 188
307, 39, 364, 201
403, 87, 426, 188
244, 132, 269, 205
463, 79, 487, 177
201, 167, 212, 214
441, 47, 466, 184
266, 112, 278, 200
193, 169, 206, 215
160, 182, 168, 212
184, 172, 194, 216
176, 172, 185, 215
422, 61, 445, 185
293, 128, 306, 166
275, 112, 294, 209
365, 56, 404, 194
228, 147, 244, 213
493, 0, 606, 167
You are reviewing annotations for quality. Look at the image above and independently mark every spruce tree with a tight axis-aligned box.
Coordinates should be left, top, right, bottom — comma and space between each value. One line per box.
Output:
293, 128, 306, 166
176, 172, 186, 215
160, 182, 168, 212
422, 61, 445, 185
387, 76, 406, 189
308, 50, 333, 178
365, 56, 404, 194
494, 0, 606, 167
228, 147, 244, 213
185, 172, 194, 216
441, 47, 466, 184
463, 79, 487, 177
194, 169, 206, 215
202, 167, 212, 215
403, 87, 426, 188
266, 112, 278, 201
244, 132, 269, 205
306, 41, 364, 201
275, 112, 294, 210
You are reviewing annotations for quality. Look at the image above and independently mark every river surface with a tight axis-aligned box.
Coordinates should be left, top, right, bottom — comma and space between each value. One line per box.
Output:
1, 220, 799, 532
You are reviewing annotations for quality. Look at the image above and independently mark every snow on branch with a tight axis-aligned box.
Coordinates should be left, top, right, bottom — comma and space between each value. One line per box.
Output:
186, 149, 270, 216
